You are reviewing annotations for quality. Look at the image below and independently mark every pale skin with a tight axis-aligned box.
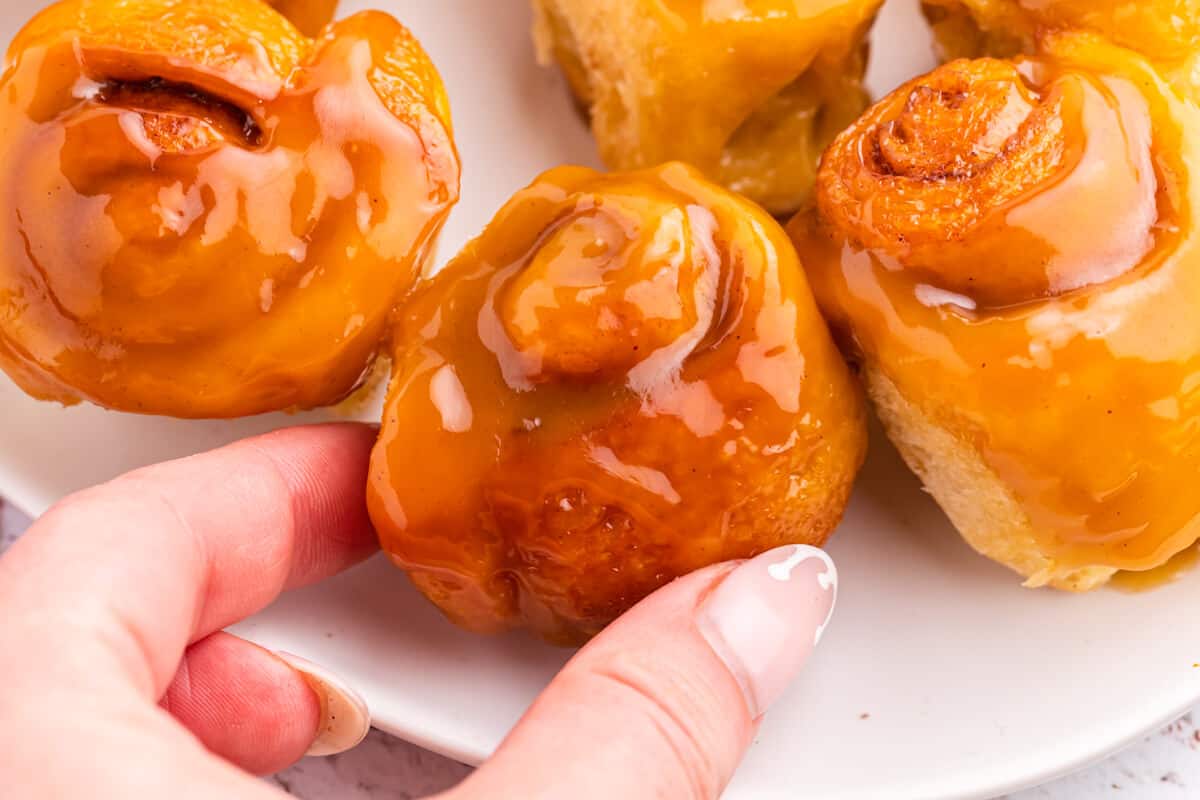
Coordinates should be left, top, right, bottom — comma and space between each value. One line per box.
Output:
0, 424, 835, 799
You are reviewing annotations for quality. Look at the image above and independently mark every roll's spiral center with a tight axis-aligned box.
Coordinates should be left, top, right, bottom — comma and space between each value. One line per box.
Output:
96, 79, 262, 152
876, 61, 1038, 179
818, 52, 1161, 308
500, 196, 707, 380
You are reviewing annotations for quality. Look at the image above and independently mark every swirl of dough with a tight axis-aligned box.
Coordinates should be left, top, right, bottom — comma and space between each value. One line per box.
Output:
791, 34, 1200, 590
817, 46, 1160, 308
369, 163, 867, 643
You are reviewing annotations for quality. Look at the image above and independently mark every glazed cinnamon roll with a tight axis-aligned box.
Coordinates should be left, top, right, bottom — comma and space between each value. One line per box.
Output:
369, 163, 868, 643
531, 0, 884, 216
0, 0, 458, 418
790, 33, 1200, 590
923, 0, 1200, 89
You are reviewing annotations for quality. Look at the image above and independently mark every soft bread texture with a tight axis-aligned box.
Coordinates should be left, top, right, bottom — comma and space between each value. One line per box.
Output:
864, 363, 1117, 591
530, 0, 881, 215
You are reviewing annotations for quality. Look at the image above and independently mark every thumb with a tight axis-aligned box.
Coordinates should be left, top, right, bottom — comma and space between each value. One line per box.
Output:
444, 545, 838, 800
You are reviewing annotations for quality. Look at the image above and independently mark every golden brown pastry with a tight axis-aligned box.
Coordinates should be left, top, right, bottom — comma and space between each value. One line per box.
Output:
0, 0, 459, 418
923, 0, 1200, 90
368, 163, 868, 643
530, 0, 884, 216
789, 33, 1200, 590
266, 0, 338, 36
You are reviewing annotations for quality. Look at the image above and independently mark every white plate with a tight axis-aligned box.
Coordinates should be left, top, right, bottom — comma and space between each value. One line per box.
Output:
3, 1, 1199, 798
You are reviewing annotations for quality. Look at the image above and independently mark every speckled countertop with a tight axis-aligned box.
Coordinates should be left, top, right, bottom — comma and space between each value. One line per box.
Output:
3, 500, 1197, 799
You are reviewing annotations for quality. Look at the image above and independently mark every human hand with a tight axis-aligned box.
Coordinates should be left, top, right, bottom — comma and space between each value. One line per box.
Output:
0, 424, 837, 800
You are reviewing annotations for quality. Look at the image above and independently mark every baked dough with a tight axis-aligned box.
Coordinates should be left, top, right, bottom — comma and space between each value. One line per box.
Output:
0, 0, 459, 417
531, 0, 884, 215
369, 163, 868, 642
791, 33, 1200, 588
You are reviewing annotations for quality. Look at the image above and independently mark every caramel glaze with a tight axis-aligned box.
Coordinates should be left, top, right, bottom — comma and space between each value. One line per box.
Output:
369, 163, 868, 644
922, 0, 1200, 93
531, 0, 884, 216
789, 33, 1200, 578
0, 0, 458, 417
1111, 543, 1199, 592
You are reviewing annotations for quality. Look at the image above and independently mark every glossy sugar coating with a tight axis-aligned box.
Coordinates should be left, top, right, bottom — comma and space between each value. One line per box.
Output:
530, 0, 884, 216
791, 33, 1200, 586
369, 163, 868, 644
923, 0, 1200, 92
0, 0, 459, 417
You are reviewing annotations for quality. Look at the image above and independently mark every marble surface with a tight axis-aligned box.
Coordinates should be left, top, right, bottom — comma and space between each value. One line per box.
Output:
3, 499, 1198, 799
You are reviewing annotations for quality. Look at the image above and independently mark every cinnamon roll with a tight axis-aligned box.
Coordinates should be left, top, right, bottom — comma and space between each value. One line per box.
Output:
369, 163, 868, 643
790, 33, 1200, 589
0, 0, 459, 417
530, 0, 884, 216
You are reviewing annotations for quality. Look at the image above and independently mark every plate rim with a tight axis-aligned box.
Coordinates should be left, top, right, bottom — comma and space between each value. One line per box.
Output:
2, 0, 1197, 795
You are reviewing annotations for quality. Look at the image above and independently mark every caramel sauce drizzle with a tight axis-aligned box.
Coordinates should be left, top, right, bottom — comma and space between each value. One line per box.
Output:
0, 0, 459, 417
369, 163, 867, 643
791, 33, 1200, 576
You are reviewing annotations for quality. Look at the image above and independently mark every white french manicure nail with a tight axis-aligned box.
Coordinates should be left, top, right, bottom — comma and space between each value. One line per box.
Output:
276, 652, 371, 757
696, 545, 838, 718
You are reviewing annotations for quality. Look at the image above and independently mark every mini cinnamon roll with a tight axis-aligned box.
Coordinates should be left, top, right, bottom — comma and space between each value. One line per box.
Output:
530, 0, 884, 216
369, 163, 867, 643
790, 33, 1200, 590
923, 0, 1200, 91
0, 0, 458, 417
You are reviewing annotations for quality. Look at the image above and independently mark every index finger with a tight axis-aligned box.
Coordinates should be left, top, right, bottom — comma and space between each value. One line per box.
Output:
0, 423, 378, 699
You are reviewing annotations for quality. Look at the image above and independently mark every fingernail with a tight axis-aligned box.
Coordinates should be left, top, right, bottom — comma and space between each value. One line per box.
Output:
276, 652, 371, 757
696, 544, 838, 719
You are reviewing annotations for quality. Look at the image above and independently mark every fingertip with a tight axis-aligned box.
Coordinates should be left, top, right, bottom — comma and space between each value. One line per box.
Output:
453, 564, 749, 800
453, 547, 838, 800
161, 632, 372, 773
696, 545, 838, 719
162, 633, 322, 775
275, 652, 371, 757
